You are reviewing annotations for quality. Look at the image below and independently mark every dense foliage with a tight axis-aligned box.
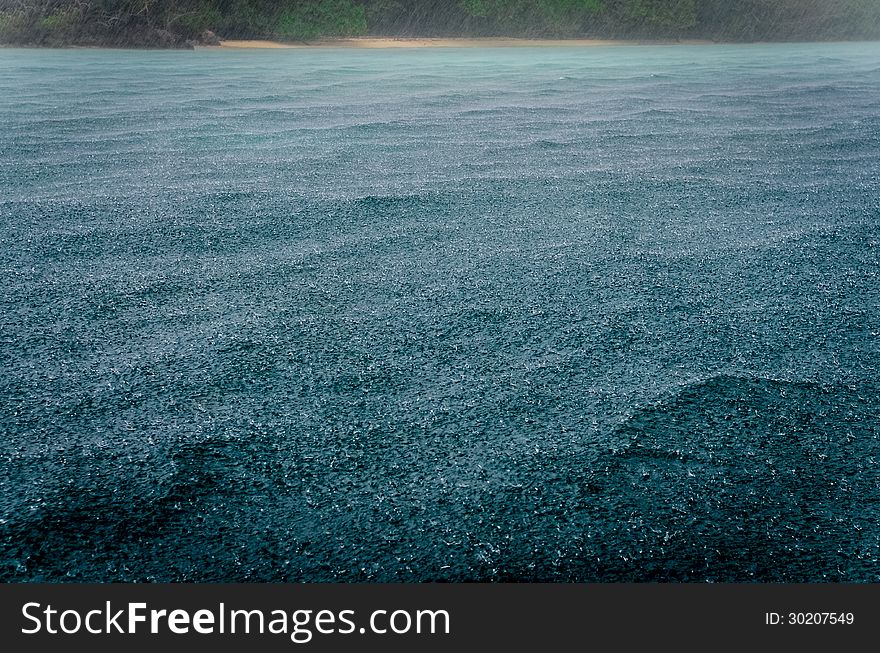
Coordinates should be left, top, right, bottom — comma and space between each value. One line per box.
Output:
1, 0, 879, 47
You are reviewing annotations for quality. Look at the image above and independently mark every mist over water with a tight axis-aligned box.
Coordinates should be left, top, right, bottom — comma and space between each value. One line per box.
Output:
1, 43, 879, 581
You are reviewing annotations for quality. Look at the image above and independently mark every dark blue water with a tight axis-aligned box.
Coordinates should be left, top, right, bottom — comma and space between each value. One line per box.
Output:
1, 43, 879, 582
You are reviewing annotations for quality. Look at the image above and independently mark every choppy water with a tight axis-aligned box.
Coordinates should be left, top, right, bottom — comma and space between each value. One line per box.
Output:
1, 43, 879, 582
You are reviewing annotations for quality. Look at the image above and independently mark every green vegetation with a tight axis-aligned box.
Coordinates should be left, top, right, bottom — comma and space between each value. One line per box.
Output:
276, 0, 367, 40
1, 0, 879, 47
623, 0, 697, 31
457, 1, 604, 36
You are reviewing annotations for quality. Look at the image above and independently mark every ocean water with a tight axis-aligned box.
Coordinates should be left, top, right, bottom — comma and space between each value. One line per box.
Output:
1, 43, 879, 582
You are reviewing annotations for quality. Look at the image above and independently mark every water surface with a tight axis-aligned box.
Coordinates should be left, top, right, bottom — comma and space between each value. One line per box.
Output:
1, 43, 879, 581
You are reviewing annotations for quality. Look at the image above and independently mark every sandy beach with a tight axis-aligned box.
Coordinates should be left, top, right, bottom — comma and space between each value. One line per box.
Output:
214, 37, 661, 49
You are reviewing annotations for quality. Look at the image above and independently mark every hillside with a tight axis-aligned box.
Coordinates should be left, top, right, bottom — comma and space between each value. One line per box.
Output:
1, 1, 879, 48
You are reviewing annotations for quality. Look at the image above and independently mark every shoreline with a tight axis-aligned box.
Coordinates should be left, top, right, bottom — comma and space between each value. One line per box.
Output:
212, 37, 715, 50
3, 37, 876, 51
